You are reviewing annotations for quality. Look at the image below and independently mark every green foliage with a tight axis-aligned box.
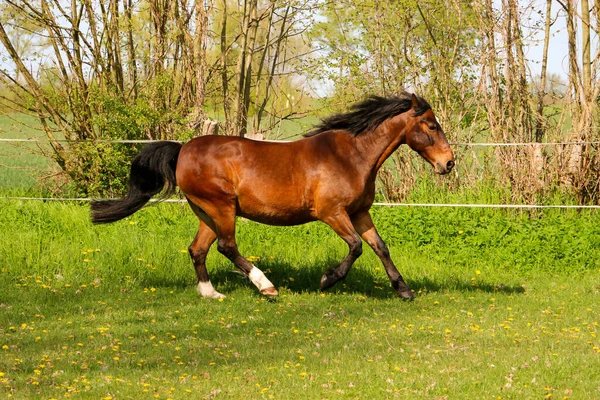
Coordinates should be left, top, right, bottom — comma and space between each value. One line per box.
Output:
371, 206, 600, 275
310, 0, 480, 134
55, 87, 193, 197
62, 142, 142, 197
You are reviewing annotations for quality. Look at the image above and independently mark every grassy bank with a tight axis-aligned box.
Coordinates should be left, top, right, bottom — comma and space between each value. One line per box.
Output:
1, 200, 599, 398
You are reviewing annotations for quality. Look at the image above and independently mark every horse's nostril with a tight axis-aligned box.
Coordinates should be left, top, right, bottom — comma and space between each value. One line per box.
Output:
446, 160, 455, 170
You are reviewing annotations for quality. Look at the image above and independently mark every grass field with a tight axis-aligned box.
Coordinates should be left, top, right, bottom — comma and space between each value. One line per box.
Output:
0, 114, 52, 195
1, 200, 599, 399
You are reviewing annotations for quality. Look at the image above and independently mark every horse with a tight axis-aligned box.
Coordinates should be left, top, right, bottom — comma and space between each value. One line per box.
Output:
91, 92, 455, 300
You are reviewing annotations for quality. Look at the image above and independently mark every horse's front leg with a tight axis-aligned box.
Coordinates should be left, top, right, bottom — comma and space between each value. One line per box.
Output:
351, 211, 415, 299
320, 212, 363, 291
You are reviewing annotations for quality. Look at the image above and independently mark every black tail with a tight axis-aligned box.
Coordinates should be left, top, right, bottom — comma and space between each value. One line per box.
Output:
90, 141, 183, 224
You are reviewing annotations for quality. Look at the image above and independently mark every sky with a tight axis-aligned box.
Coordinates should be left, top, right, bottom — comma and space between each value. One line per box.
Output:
519, 0, 599, 84
524, 0, 570, 80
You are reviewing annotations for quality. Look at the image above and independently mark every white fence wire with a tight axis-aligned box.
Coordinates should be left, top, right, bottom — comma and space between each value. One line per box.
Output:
1, 197, 599, 209
2, 138, 600, 146
1, 137, 600, 209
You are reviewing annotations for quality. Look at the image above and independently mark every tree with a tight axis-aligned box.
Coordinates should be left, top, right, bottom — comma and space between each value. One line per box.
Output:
0, 0, 221, 194
310, 0, 479, 135
0, 0, 317, 194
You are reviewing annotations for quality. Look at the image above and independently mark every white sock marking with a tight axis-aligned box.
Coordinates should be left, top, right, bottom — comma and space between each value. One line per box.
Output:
248, 266, 274, 291
196, 281, 225, 299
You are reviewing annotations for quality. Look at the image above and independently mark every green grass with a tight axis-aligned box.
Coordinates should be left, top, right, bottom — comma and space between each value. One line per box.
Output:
0, 114, 53, 195
1, 201, 599, 399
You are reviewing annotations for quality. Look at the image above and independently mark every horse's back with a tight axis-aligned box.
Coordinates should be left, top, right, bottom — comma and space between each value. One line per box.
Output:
176, 135, 317, 224
175, 133, 369, 225
177, 134, 312, 173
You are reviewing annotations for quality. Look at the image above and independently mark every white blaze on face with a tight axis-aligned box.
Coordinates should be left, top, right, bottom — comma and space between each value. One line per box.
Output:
196, 281, 225, 299
248, 266, 275, 291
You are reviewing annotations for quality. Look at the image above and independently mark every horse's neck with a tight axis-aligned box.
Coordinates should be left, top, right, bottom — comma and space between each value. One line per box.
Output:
355, 116, 406, 174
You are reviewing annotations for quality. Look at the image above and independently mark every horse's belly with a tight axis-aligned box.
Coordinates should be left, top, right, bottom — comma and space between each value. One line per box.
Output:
236, 200, 316, 226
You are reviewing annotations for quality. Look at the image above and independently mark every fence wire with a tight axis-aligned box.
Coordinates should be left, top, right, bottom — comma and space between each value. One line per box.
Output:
2, 138, 599, 209
1, 197, 599, 209
1, 138, 600, 146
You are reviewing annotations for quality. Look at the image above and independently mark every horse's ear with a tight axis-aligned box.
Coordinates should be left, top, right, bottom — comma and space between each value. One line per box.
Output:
411, 93, 419, 109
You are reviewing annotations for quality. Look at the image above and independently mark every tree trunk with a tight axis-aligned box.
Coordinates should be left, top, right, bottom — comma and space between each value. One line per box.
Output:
510, 0, 532, 142
581, 0, 591, 107
502, 0, 516, 141
233, 0, 258, 137
194, 0, 209, 120
481, 0, 502, 141
560, 0, 586, 184
535, 0, 552, 142
564, 0, 580, 106
220, 0, 231, 134
254, 4, 289, 133
123, 0, 138, 100
252, 0, 276, 133
241, 1, 259, 137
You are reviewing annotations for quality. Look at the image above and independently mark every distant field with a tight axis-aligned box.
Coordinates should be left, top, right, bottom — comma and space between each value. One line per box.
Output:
1, 201, 599, 398
0, 114, 53, 194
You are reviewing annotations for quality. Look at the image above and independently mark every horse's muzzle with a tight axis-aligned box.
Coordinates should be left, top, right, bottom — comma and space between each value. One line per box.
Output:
435, 159, 455, 175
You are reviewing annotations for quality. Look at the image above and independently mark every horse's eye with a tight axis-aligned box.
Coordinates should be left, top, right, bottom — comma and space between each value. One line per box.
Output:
428, 124, 437, 131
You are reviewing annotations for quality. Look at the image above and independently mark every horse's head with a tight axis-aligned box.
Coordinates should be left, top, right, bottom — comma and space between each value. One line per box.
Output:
404, 94, 455, 175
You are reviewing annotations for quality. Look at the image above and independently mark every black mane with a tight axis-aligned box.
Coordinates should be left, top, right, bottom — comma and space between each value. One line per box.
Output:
305, 92, 431, 137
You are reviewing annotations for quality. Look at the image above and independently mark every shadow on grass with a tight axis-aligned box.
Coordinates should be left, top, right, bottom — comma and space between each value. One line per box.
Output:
413, 275, 526, 295
140, 258, 526, 299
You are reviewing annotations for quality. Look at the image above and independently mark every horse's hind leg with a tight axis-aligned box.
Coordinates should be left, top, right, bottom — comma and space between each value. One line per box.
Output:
320, 212, 363, 291
188, 220, 223, 299
193, 199, 278, 297
351, 211, 414, 299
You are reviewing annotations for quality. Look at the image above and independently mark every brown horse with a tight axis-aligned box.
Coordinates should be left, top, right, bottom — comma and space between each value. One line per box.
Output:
91, 93, 454, 299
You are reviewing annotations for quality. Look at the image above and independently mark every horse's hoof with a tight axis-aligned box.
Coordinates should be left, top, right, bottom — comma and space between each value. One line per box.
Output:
320, 274, 336, 291
197, 282, 226, 299
398, 290, 415, 300
261, 287, 278, 297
